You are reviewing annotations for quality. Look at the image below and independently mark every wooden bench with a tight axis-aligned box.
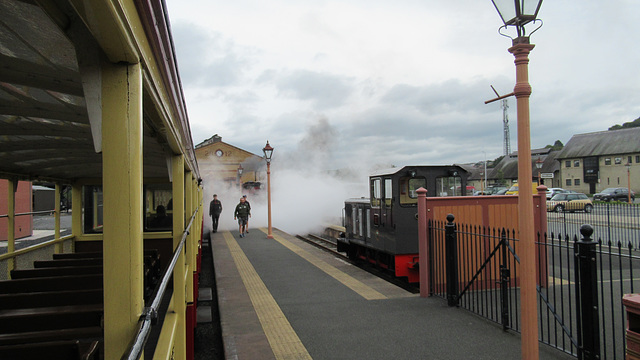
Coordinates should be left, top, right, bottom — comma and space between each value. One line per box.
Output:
0, 339, 100, 360
10, 266, 103, 279
0, 304, 103, 334
0, 327, 103, 346
0, 274, 103, 294
0, 289, 103, 310
33, 258, 103, 268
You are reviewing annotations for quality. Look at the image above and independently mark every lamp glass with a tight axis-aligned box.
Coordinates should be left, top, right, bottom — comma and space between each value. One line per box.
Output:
492, 0, 542, 25
263, 141, 274, 163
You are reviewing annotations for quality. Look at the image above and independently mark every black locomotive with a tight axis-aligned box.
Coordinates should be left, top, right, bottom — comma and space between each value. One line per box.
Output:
338, 165, 468, 282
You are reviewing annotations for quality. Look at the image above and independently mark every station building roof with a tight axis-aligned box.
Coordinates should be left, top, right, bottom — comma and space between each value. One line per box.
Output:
0, 0, 198, 182
555, 127, 640, 160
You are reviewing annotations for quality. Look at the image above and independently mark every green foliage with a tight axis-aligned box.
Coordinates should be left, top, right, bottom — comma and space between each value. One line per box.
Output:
609, 117, 640, 130
544, 140, 564, 151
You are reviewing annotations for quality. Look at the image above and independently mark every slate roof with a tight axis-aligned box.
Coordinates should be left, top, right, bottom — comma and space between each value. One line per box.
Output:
490, 150, 560, 180
556, 127, 640, 160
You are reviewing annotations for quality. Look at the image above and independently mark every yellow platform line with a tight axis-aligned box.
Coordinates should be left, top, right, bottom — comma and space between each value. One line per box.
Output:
223, 231, 312, 360
260, 228, 387, 301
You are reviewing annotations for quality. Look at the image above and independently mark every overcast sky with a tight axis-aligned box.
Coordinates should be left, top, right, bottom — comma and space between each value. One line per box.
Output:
165, 0, 640, 170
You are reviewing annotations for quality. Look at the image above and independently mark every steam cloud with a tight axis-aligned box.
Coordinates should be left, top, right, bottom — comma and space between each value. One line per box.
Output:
202, 116, 376, 236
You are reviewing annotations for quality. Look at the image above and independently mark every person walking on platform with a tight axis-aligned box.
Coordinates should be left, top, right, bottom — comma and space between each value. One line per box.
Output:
242, 194, 251, 233
234, 197, 251, 237
209, 194, 222, 233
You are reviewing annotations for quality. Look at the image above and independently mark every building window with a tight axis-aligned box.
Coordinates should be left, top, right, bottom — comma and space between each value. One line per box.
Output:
604, 158, 611, 165
636, 155, 640, 163
574, 179, 580, 186
629, 156, 633, 164
565, 160, 571, 168
574, 160, 580, 167
565, 179, 571, 186
615, 157, 622, 164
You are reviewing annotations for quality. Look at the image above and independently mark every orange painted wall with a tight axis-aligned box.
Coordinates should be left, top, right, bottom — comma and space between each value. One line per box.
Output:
0, 180, 33, 241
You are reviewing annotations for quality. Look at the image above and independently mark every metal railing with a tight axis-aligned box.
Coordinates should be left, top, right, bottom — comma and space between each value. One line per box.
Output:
547, 202, 640, 249
429, 216, 639, 359
122, 207, 199, 360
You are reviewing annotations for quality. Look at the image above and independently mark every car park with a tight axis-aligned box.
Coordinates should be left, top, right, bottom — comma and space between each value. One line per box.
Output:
546, 188, 566, 200
546, 193, 593, 213
593, 187, 635, 202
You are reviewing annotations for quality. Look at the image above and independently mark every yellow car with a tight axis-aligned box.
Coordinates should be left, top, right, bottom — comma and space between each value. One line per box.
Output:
505, 182, 540, 195
546, 193, 594, 213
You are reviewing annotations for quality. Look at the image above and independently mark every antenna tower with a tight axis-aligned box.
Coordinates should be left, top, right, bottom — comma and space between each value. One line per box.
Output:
501, 98, 511, 156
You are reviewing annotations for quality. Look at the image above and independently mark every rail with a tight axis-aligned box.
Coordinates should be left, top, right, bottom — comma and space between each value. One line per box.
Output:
122, 205, 200, 360
0, 209, 59, 218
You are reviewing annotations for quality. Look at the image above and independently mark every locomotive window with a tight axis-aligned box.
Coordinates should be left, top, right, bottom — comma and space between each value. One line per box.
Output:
435, 176, 462, 197
371, 178, 381, 207
358, 208, 363, 236
352, 207, 358, 236
399, 176, 426, 205
366, 208, 371, 238
384, 178, 392, 206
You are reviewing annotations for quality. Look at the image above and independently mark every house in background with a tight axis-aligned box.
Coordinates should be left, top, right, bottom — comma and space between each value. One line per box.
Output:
555, 127, 640, 194
488, 148, 560, 189
195, 134, 265, 192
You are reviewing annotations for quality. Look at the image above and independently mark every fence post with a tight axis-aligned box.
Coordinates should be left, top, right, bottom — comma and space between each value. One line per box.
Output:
574, 224, 600, 360
499, 228, 510, 330
417, 187, 429, 298
445, 214, 458, 307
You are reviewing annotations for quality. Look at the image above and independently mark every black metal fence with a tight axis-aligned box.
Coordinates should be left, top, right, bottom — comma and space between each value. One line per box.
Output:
547, 202, 640, 249
429, 216, 640, 359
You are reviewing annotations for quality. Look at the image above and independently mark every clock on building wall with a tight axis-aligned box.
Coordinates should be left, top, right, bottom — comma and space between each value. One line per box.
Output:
215, 149, 223, 157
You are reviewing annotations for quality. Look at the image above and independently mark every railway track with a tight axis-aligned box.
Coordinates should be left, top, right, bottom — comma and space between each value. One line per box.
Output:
295, 234, 419, 294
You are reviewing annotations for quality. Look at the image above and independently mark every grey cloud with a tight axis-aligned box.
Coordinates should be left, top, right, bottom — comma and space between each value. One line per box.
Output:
273, 70, 354, 109
171, 23, 248, 87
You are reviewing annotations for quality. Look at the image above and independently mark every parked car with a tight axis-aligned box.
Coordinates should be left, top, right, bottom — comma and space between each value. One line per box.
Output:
546, 188, 567, 200
505, 182, 540, 195
593, 187, 635, 202
494, 189, 508, 195
547, 193, 593, 213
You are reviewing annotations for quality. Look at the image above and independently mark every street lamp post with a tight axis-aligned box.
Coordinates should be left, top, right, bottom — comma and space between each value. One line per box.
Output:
237, 164, 243, 188
263, 141, 274, 239
491, 1, 543, 359
536, 157, 543, 185
626, 162, 632, 203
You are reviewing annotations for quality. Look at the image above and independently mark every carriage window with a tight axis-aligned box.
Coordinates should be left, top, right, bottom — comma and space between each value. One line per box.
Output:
82, 186, 103, 234
384, 178, 392, 206
145, 184, 173, 231
371, 178, 381, 207
366, 208, 371, 238
436, 176, 462, 197
352, 207, 357, 235
399, 176, 426, 205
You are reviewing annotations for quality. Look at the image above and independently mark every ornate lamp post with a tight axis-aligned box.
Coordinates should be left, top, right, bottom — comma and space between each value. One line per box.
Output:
535, 157, 543, 185
626, 161, 632, 203
490, 1, 543, 359
263, 141, 274, 239
237, 164, 243, 188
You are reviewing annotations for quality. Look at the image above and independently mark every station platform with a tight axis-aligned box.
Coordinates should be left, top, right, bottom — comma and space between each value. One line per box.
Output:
209, 228, 574, 360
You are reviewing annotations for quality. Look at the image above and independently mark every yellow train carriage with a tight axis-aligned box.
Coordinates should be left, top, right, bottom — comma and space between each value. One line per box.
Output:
0, 1, 203, 359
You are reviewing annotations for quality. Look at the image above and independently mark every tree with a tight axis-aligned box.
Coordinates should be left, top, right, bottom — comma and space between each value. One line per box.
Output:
544, 140, 563, 151
609, 117, 640, 130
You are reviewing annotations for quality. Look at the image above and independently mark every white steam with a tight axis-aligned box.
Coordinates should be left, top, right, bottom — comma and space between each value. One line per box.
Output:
203, 116, 378, 236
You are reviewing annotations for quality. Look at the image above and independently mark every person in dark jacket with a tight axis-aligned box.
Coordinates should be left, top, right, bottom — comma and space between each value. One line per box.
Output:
234, 197, 251, 238
209, 194, 222, 233
242, 195, 251, 233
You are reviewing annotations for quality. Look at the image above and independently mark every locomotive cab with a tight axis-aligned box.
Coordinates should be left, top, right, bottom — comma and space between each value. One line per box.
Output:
340, 165, 468, 282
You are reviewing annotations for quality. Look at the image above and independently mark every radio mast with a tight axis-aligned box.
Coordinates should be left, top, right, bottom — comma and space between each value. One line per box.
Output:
501, 98, 511, 157
485, 85, 513, 157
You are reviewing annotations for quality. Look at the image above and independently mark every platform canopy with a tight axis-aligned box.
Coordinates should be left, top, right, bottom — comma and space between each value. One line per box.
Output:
0, 0, 199, 182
